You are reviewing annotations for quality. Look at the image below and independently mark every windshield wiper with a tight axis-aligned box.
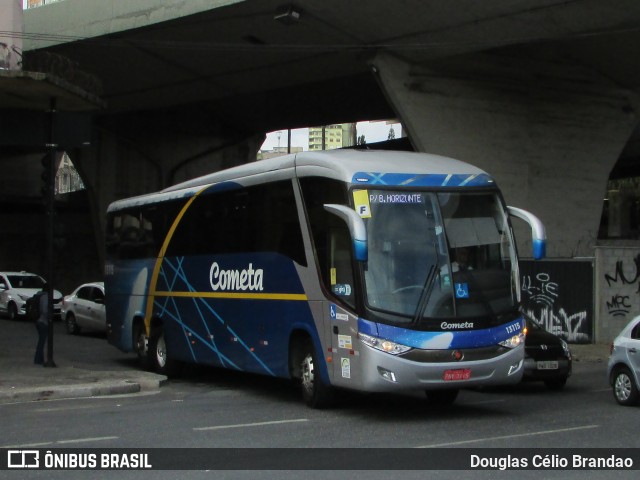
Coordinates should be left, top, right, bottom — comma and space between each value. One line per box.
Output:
412, 264, 437, 325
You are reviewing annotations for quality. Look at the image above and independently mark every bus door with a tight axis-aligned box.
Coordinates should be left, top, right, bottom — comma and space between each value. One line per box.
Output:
325, 226, 362, 388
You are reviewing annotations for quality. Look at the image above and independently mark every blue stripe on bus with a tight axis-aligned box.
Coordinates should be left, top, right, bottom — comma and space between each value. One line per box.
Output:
352, 172, 495, 187
359, 317, 524, 350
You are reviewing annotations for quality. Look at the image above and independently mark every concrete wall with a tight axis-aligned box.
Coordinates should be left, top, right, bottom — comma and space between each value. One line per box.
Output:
0, 196, 99, 295
23, 0, 244, 49
69, 124, 263, 269
373, 53, 640, 259
0, 0, 22, 69
596, 245, 640, 343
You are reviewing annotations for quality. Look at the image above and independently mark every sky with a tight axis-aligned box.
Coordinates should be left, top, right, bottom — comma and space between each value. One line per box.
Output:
260, 121, 402, 151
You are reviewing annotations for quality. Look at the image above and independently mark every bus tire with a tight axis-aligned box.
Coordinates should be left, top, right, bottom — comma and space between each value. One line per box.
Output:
149, 326, 182, 377
426, 389, 459, 406
133, 322, 151, 370
300, 339, 334, 409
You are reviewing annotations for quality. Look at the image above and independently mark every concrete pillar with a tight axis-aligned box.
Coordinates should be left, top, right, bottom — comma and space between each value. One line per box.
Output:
372, 53, 640, 258
0, 0, 22, 70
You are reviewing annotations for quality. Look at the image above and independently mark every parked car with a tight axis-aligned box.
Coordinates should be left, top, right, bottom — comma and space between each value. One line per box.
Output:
607, 315, 640, 406
522, 319, 572, 390
61, 282, 106, 334
0, 271, 62, 320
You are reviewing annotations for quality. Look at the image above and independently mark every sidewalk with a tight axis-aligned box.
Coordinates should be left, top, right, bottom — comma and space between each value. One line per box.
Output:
569, 343, 611, 364
0, 318, 610, 405
0, 319, 166, 404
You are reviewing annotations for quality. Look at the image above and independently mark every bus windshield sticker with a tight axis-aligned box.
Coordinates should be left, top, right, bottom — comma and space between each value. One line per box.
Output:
330, 267, 337, 285
455, 283, 469, 299
333, 284, 352, 296
353, 189, 372, 218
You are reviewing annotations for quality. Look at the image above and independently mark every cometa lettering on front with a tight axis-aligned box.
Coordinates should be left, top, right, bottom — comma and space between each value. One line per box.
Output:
209, 262, 264, 291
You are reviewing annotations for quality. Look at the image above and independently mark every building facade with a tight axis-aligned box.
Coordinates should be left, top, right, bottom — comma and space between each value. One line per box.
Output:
308, 124, 356, 151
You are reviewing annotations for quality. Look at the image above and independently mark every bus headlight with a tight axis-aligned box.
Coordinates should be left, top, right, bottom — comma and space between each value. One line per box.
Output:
359, 333, 412, 355
499, 333, 525, 349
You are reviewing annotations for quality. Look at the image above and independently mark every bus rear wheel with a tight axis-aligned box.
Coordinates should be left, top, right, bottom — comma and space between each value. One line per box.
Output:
149, 326, 181, 377
133, 322, 151, 370
300, 340, 334, 409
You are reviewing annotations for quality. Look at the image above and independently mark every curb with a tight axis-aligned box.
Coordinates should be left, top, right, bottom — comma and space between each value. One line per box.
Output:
0, 375, 167, 404
0, 380, 139, 404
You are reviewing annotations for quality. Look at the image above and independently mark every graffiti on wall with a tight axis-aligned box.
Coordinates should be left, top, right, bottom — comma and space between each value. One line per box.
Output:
603, 254, 640, 318
520, 261, 593, 344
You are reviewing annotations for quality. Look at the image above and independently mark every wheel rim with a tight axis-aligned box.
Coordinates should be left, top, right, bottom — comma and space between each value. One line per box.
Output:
615, 372, 632, 402
135, 330, 148, 357
66, 315, 75, 333
8, 304, 16, 320
301, 353, 314, 395
156, 334, 167, 368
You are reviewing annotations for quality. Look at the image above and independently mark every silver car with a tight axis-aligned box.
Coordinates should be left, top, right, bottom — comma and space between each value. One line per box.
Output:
61, 282, 106, 334
607, 315, 640, 406
0, 271, 62, 320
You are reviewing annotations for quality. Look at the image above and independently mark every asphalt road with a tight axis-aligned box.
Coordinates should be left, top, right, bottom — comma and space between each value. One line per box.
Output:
0, 318, 637, 479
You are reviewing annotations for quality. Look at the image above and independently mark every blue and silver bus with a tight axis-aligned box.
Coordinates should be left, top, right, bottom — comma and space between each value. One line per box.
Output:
105, 149, 545, 407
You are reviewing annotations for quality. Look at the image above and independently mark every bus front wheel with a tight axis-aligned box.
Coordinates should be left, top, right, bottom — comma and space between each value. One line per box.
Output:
300, 340, 334, 409
149, 326, 181, 377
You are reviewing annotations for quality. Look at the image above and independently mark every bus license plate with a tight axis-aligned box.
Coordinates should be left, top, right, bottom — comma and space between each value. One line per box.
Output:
537, 361, 558, 370
443, 369, 471, 381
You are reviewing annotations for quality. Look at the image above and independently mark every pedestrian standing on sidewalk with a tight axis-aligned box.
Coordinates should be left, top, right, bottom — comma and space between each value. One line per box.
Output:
33, 283, 49, 365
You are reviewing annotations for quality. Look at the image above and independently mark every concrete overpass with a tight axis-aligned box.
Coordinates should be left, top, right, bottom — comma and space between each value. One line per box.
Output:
3, 0, 640, 341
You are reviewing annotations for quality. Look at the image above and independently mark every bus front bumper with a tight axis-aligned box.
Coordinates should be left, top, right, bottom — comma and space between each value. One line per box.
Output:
355, 343, 524, 393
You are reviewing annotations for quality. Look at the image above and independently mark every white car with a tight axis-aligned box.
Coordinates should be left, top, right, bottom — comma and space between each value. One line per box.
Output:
607, 315, 640, 406
0, 271, 62, 320
61, 282, 106, 334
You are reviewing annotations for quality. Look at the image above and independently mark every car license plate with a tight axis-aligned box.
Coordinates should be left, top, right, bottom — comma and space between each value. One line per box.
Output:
537, 361, 558, 370
443, 369, 471, 381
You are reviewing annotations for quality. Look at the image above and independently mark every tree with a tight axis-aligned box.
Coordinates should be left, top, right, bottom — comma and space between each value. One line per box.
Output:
387, 127, 396, 140
357, 135, 366, 145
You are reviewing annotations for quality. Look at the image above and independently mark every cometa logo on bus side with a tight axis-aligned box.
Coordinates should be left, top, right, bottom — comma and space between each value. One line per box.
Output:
209, 262, 264, 291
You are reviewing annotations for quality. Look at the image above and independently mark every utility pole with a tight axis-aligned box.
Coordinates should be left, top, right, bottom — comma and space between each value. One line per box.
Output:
43, 97, 57, 368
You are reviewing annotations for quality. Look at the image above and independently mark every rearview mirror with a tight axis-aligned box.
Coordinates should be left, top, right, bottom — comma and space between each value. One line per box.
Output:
324, 204, 368, 262
507, 206, 546, 260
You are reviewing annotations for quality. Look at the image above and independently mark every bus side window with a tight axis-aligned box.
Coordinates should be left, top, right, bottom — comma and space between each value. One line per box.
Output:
329, 226, 356, 308
299, 176, 354, 308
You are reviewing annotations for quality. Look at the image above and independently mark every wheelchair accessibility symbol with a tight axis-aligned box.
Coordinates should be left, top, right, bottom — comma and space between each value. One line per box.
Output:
330, 304, 337, 319
455, 283, 469, 299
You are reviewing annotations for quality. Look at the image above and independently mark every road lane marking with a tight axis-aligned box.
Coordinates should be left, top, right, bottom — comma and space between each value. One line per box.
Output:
34, 404, 99, 413
57, 436, 119, 445
2, 436, 119, 448
416, 424, 599, 448
1, 442, 51, 448
194, 418, 308, 431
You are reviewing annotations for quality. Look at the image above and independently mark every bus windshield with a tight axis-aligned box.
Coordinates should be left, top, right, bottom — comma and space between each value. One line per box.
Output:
362, 190, 518, 326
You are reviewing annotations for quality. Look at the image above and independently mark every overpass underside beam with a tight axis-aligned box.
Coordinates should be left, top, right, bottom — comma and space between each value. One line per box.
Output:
373, 53, 639, 258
